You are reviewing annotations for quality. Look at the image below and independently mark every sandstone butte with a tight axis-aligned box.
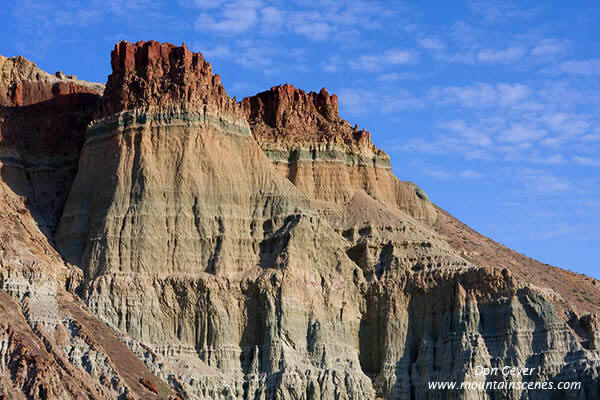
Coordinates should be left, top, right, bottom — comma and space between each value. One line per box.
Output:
0, 41, 598, 400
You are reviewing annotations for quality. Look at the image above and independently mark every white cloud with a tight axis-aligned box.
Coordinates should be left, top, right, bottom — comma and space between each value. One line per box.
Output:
468, 0, 539, 22
530, 38, 569, 58
377, 73, 400, 82
574, 156, 600, 167
423, 167, 453, 180
439, 46, 529, 65
234, 42, 273, 68
531, 154, 565, 165
179, 0, 226, 9
349, 49, 417, 72
403, 78, 598, 170
518, 169, 571, 194
581, 133, 600, 142
541, 112, 590, 138
321, 55, 342, 72
376, 72, 416, 82
195, 1, 261, 34
261, 6, 284, 24
338, 87, 423, 116
430, 82, 531, 108
537, 81, 592, 109
439, 120, 493, 147
496, 83, 531, 106
550, 59, 600, 75
10, 0, 179, 57
338, 88, 368, 115
380, 91, 425, 113
292, 21, 331, 41
477, 46, 526, 63
460, 169, 483, 178
431, 84, 496, 107
418, 37, 445, 50
199, 45, 231, 58
191, 1, 401, 42
449, 21, 482, 45
499, 123, 546, 142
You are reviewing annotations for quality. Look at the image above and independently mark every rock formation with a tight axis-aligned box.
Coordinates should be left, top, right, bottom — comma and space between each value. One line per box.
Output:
0, 41, 599, 399
242, 85, 436, 226
0, 52, 175, 400
0, 54, 103, 233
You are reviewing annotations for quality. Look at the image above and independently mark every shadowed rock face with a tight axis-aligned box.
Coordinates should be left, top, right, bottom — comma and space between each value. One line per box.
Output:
1, 42, 600, 400
0, 54, 103, 234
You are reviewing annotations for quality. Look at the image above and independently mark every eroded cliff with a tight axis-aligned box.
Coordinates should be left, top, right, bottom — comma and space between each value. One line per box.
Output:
0, 41, 598, 400
0, 52, 179, 400
0, 54, 103, 233
241, 78, 600, 400
242, 85, 436, 227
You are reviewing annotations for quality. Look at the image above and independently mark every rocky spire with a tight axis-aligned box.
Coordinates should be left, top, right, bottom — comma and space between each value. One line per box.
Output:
101, 40, 239, 117
242, 83, 378, 152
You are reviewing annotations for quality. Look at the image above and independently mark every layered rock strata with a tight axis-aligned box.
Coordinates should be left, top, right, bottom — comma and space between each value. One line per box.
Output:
0, 54, 175, 399
0, 41, 598, 400
0, 55, 103, 233
57, 41, 310, 277
242, 85, 436, 226
56, 41, 376, 398
241, 80, 600, 399
0, 172, 171, 400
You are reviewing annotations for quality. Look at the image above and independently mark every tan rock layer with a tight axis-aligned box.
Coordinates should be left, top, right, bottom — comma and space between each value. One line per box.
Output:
1, 42, 599, 400
243, 84, 437, 226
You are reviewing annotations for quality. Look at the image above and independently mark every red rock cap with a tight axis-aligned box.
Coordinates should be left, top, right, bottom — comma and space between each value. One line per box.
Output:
101, 40, 238, 117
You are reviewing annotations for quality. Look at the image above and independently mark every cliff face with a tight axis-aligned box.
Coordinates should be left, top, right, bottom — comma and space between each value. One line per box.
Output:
56, 41, 311, 278
0, 55, 103, 233
55, 41, 376, 399
242, 85, 437, 227
241, 82, 600, 399
0, 42, 599, 400
0, 55, 176, 399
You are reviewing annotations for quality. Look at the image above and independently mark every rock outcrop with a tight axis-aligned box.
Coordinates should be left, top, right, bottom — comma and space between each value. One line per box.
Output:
242, 84, 436, 227
0, 54, 103, 234
101, 41, 236, 117
0, 52, 177, 400
241, 82, 600, 399
56, 41, 309, 277
56, 41, 375, 399
0, 41, 598, 400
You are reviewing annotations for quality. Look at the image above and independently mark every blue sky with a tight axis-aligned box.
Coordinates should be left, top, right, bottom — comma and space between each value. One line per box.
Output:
1, 0, 599, 279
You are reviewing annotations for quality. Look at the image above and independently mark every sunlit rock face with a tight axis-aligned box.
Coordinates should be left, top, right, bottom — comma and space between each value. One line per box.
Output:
242, 84, 437, 227
0, 42, 598, 399
0, 52, 175, 400
55, 41, 376, 399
